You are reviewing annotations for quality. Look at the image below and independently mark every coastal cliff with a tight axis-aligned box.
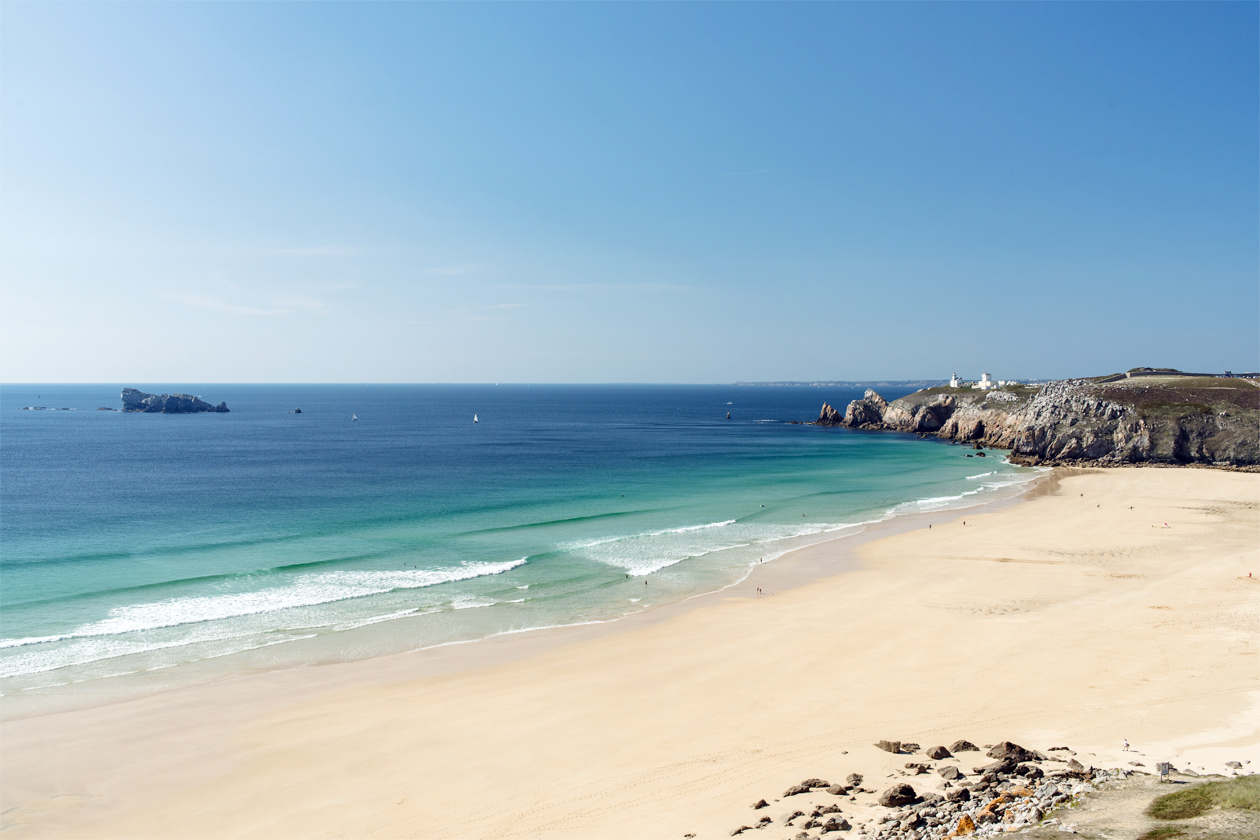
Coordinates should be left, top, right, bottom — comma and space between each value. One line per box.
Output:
818, 374, 1260, 467
121, 388, 229, 414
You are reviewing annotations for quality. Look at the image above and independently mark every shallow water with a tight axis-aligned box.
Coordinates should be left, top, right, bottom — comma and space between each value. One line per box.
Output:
1, 384, 1039, 699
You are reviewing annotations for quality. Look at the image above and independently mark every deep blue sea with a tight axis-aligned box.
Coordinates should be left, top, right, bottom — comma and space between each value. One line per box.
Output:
0, 384, 1039, 705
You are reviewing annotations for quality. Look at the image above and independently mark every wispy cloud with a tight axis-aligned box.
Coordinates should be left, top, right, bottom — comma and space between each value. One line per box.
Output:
155, 290, 327, 316
268, 247, 354, 257
425, 263, 484, 276
503, 282, 710, 293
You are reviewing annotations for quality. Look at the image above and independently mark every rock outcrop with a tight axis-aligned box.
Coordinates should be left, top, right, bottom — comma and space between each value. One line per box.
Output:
729, 737, 1163, 840
817, 402, 843, 426
818, 375, 1259, 467
121, 388, 229, 414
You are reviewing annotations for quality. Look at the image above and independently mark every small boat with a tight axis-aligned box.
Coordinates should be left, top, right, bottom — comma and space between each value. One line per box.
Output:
351, 414, 358, 421
726, 412, 731, 419
473, 414, 479, 423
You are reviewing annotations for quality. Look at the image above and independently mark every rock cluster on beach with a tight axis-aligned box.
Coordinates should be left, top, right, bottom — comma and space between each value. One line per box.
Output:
815, 376, 1259, 467
120, 388, 229, 414
727, 740, 1142, 840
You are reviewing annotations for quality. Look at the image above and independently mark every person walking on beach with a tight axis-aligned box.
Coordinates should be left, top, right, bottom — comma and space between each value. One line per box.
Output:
1123, 739, 1129, 752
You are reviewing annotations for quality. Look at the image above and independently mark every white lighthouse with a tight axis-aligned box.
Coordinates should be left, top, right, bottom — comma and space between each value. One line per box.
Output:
949, 372, 962, 388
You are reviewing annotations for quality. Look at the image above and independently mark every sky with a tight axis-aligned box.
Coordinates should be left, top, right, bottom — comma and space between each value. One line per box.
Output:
2, 2, 1257, 384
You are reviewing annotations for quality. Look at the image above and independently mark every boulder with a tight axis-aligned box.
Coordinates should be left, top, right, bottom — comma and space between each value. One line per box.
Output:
875, 740, 902, 754
985, 741, 1037, 763
1017, 764, 1044, 781
846, 773, 863, 786
877, 784, 918, 807
976, 759, 1017, 776
801, 778, 831, 788
752, 799, 768, 810
945, 786, 971, 803
784, 784, 810, 797
953, 814, 976, 835
825, 785, 847, 796
937, 766, 962, 781
926, 745, 952, 760
949, 740, 979, 753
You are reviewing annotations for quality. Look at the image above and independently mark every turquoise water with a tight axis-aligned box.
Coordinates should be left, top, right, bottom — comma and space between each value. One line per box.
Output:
0, 384, 1039, 701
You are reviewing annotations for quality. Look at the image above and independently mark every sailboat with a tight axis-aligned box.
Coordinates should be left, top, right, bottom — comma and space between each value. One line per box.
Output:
351, 414, 358, 421
473, 414, 479, 423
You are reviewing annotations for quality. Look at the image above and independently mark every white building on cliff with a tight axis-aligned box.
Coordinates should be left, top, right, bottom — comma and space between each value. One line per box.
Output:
949, 372, 962, 388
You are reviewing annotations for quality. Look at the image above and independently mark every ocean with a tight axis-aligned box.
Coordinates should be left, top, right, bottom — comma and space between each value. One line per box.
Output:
0, 384, 1040, 709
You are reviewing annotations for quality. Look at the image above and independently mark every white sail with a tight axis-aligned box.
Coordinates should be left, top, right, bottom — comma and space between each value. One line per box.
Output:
473, 414, 478, 423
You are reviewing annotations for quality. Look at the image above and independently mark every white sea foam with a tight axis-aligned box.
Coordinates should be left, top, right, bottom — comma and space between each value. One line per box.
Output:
568, 519, 872, 576
0, 558, 527, 653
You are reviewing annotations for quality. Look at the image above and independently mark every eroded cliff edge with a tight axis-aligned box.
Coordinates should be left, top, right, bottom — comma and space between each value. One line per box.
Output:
817, 375, 1259, 467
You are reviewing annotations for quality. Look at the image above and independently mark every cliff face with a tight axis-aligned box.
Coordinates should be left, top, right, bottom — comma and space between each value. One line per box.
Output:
121, 388, 229, 414
821, 377, 1259, 467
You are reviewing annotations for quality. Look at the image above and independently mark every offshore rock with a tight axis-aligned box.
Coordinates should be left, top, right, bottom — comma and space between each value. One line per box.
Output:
817, 402, 844, 427
121, 388, 229, 414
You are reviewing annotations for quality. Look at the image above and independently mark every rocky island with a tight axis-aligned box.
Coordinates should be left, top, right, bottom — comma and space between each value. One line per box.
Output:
121, 388, 229, 414
818, 370, 1259, 467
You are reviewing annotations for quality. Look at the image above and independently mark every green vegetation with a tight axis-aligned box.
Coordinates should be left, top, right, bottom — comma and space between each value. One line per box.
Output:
1136, 826, 1188, 840
1146, 776, 1260, 821
1098, 379, 1259, 415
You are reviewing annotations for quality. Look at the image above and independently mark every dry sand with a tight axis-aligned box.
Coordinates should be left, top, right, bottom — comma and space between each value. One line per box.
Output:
2, 467, 1257, 839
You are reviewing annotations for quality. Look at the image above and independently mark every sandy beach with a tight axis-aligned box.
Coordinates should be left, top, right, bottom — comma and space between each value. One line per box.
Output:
2, 467, 1257, 839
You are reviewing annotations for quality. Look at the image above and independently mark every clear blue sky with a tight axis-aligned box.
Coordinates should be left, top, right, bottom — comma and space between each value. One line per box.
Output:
2, 2, 1256, 383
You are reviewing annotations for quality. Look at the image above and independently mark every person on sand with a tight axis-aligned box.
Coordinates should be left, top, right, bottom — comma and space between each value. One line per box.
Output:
1123, 739, 1129, 751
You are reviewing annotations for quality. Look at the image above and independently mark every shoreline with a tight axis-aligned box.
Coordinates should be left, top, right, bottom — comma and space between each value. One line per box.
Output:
2, 466, 1256, 839
0, 456, 1047, 723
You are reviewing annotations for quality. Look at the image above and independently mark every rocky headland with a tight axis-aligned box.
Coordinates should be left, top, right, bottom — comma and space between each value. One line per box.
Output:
121, 388, 229, 414
817, 372, 1259, 467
